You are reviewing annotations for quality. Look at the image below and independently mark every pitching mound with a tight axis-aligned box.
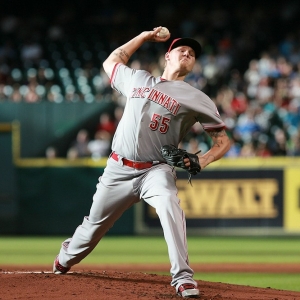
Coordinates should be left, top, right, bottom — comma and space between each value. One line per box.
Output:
1, 264, 300, 299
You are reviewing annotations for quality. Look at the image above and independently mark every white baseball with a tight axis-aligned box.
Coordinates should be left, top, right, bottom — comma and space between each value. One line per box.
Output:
157, 27, 169, 38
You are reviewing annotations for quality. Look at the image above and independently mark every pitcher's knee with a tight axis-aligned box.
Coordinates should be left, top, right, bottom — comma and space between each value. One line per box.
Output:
155, 194, 181, 216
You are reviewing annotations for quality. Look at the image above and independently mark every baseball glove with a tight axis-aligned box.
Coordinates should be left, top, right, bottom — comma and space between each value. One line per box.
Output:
160, 144, 201, 184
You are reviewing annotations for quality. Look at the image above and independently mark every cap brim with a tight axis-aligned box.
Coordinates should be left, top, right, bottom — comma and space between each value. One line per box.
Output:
168, 38, 202, 58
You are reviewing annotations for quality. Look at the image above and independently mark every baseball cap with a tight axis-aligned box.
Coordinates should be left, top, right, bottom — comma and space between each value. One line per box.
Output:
168, 38, 202, 58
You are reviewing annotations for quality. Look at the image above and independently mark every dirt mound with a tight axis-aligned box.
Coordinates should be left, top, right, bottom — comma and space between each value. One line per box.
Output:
1, 265, 300, 299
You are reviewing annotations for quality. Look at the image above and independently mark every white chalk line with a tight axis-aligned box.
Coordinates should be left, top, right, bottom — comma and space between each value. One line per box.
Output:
1, 271, 75, 274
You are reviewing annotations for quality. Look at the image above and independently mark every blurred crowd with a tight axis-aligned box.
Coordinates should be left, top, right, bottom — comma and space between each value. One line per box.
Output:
1, 1, 300, 157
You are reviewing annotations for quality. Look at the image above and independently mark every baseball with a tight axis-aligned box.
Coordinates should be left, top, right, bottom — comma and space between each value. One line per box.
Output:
157, 27, 169, 38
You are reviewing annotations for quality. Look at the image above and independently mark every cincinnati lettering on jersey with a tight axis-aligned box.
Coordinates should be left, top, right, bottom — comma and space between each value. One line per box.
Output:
131, 87, 181, 116
131, 87, 150, 98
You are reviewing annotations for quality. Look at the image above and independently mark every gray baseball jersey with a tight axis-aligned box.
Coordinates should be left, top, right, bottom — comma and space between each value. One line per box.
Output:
111, 63, 225, 162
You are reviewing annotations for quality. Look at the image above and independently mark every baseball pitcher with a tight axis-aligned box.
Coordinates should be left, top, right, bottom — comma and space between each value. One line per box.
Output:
53, 26, 231, 298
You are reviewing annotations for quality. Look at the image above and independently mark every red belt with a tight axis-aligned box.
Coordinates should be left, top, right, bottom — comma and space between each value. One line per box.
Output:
111, 152, 153, 169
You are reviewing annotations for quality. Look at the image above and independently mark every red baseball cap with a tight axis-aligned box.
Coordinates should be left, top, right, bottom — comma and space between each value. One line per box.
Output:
168, 38, 202, 58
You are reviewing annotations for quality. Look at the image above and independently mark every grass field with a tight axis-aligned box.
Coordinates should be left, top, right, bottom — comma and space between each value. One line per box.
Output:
1, 236, 300, 292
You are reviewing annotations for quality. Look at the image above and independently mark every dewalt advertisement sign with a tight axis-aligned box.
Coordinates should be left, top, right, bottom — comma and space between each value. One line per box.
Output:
143, 170, 283, 228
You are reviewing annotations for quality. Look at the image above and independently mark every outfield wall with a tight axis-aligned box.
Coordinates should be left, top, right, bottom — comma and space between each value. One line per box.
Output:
0, 159, 299, 236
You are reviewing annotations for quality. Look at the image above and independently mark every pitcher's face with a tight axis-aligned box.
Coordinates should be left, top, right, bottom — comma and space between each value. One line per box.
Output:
165, 46, 196, 76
